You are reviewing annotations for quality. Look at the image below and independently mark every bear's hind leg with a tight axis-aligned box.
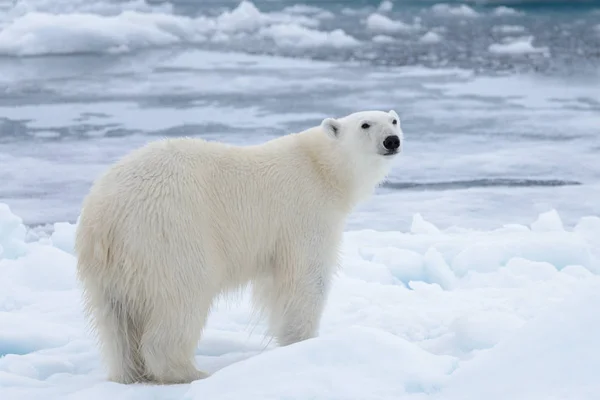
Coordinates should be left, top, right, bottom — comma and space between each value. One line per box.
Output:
140, 299, 211, 384
87, 292, 147, 384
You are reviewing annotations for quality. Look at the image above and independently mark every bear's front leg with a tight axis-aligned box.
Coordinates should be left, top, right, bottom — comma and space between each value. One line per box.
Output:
261, 241, 339, 347
274, 271, 331, 346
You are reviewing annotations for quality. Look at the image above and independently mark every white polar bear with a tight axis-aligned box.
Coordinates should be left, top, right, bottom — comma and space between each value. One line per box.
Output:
74, 109, 403, 385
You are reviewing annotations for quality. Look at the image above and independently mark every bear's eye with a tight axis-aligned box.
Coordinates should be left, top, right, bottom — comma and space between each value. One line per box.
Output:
392, 119, 397, 125
361, 123, 370, 129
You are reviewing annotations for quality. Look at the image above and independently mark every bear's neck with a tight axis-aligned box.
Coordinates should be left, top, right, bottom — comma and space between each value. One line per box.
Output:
300, 130, 387, 213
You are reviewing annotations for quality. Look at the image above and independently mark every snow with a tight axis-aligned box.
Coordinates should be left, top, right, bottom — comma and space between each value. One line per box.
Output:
1, 201, 600, 399
492, 24, 526, 34
258, 24, 360, 49
419, 31, 443, 44
0, 1, 357, 56
185, 326, 456, 400
441, 281, 600, 400
377, 1, 394, 13
0, 204, 27, 260
492, 6, 522, 16
372, 34, 395, 44
365, 13, 414, 34
431, 4, 479, 18
489, 36, 549, 56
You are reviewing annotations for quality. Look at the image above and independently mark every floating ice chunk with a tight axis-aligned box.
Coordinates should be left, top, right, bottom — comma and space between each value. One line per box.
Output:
492, 24, 526, 34
281, 5, 325, 15
431, 4, 479, 18
440, 281, 600, 400
377, 0, 394, 13
215, 0, 268, 32
372, 34, 395, 43
411, 213, 442, 235
419, 31, 443, 44
217, 1, 320, 31
0, 11, 205, 56
530, 209, 564, 232
0, 1, 332, 56
3, 0, 173, 18
258, 23, 359, 48
184, 326, 457, 399
492, 6, 522, 16
278, 6, 333, 21
365, 13, 413, 34
488, 36, 549, 55
0, 203, 27, 260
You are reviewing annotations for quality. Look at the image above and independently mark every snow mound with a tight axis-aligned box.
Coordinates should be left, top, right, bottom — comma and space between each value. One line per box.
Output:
1, 202, 599, 399
440, 281, 600, 400
184, 326, 457, 400
489, 36, 548, 56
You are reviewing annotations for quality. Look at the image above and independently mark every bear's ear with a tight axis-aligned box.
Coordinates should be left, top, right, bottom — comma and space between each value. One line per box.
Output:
321, 117, 341, 139
388, 109, 400, 121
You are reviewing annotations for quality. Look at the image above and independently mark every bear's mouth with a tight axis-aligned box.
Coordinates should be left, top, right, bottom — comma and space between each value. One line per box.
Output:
382, 150, 398, 156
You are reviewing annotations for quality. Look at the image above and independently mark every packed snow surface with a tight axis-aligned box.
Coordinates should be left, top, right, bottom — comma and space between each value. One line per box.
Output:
1, 203, 599, 399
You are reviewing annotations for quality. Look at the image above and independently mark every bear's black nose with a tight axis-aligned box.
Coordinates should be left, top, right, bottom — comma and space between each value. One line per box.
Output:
383, 135, 400, 150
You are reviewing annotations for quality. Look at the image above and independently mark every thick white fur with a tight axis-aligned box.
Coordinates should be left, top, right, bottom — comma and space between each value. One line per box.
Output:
74, 110, 403, 385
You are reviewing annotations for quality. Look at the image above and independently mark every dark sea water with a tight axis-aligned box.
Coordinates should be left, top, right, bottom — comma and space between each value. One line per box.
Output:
0, 0, 599, 231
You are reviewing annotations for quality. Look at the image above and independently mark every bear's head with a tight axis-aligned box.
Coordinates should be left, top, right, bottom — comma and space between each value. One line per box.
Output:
320, 109, 403, 161
319, 109, 403, 200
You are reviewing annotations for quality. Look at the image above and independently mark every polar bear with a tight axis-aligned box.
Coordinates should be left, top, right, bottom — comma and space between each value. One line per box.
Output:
74, 109, 403, 385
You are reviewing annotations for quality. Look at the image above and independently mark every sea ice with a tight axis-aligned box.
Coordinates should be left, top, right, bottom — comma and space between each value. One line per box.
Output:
431, 4, 479, 18
488, 36, 549, 56
365, 13, 414, 34
0, 1, 358, 56
492, 6, 522, 16
1, 202, 599, 399
419, 31, 443, 44
439, 281, 600, 400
